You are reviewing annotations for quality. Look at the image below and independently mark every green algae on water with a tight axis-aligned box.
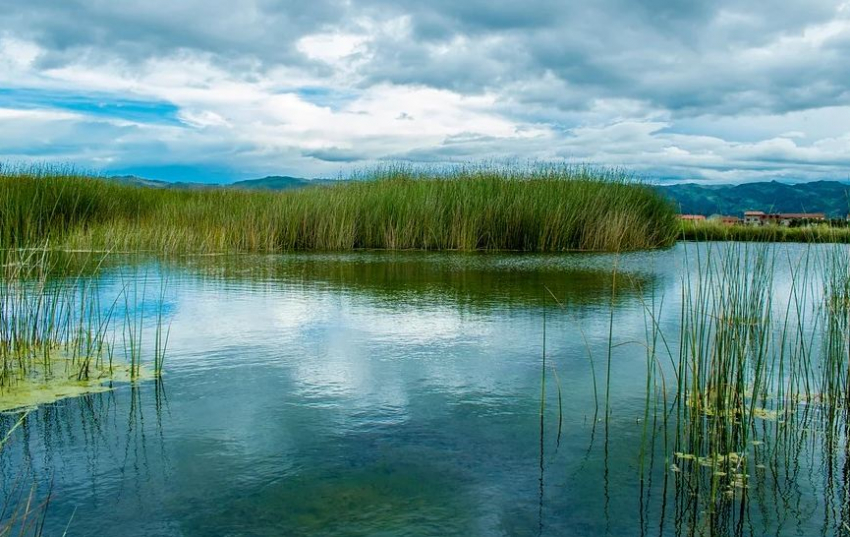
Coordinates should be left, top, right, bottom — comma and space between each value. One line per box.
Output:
0, 354, 154, 412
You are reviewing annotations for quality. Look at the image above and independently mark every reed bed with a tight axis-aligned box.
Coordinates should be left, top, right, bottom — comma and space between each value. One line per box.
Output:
0, 247, 168, 411
0, 165, 678, 253
680, 221, 850, 243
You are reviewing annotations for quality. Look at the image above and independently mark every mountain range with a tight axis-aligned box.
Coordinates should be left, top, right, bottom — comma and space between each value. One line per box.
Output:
109, 175, 340, 190
109, 175, 850, 218
659, 180, 850, 218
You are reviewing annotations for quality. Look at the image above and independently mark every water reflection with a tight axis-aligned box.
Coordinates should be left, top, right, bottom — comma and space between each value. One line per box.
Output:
172, 250, 662, 310
1, 380, 168, 535
0, 244, 847, 535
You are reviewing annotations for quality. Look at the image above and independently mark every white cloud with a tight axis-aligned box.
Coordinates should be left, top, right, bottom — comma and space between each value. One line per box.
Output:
0, 36, 40, 69
0, 107, 79, 121
297, 32, 368, 64
1, 2, 850, 182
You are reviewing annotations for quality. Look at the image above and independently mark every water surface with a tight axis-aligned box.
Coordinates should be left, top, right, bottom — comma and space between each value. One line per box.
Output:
1, 244, 846, 536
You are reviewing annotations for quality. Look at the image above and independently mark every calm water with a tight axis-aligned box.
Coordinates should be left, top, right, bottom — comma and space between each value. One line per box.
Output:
1, 243, 847, 536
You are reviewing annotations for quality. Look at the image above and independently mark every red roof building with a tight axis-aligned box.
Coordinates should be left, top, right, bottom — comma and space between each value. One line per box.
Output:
743, 211, 826, 226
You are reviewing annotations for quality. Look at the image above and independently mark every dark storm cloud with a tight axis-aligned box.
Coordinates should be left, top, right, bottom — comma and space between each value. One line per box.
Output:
353, 0, 849, 115
0, 0, 345, 72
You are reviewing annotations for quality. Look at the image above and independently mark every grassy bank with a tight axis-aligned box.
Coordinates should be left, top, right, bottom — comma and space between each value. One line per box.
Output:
679, 221, 850, 243
0, 166, 678, 253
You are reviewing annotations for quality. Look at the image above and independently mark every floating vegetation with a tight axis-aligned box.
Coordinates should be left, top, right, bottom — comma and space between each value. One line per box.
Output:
0, 353, 153, 412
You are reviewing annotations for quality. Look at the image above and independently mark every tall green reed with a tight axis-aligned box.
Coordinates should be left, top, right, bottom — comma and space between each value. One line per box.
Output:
634, 241, 850, 535
1, 165, 679, 254
0, 247, 169, 402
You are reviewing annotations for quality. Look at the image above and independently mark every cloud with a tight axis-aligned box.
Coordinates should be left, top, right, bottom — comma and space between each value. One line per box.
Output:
0, 0, 849, 182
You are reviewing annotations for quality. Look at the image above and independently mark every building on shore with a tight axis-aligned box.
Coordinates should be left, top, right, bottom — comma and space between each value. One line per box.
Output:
743, 211, 826, 227
744, 211, 766, 225
706, 214, 742, 225
678, 212, 826, 227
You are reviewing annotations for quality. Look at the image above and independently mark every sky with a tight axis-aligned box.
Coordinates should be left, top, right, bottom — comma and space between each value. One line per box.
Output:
1, 1, 850, 183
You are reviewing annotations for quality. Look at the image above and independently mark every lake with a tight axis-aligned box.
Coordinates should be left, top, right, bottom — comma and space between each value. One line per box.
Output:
1, 243, 847, 536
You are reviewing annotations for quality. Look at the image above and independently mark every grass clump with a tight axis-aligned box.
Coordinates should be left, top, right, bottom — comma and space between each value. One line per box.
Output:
1, 165, 678, 253
0, 247, 167, 412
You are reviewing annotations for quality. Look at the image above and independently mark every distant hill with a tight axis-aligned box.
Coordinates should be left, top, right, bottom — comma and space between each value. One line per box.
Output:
108, 175, 216, 190
109, 175, 850, 218
109, 175, 172, 188
109, 175, 336, 191
660, 180, 850, 218
230, 176, 339, 190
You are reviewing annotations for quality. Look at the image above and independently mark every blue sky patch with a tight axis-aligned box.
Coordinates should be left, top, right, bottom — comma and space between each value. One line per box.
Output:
0, 88, 182, 125
292, 87, 358, 110
107, 164, 243, 184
